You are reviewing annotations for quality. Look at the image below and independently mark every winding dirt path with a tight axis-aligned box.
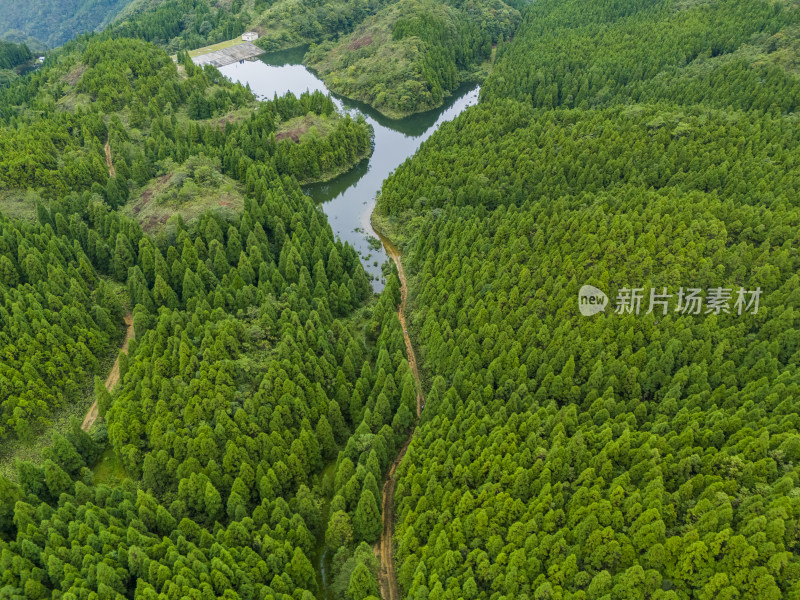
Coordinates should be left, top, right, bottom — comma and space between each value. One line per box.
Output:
371, 225, 425, 600
104, 137, 116, 178
81, 313, 134, 431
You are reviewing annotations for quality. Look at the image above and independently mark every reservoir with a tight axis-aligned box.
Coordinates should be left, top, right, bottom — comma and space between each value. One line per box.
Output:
219, 47, 479, 290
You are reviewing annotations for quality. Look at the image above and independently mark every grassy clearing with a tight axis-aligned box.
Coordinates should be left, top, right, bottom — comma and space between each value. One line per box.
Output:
0, 190, 38, 221
92, 446, 128, 486
276, 113, 337, 141
122, 154, 245, 232
201, 105, 254, 130
56, 90, 93, 112
0, 403, 94, 481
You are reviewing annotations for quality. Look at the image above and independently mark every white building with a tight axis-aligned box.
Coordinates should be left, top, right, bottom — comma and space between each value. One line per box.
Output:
242, 32, 258, 42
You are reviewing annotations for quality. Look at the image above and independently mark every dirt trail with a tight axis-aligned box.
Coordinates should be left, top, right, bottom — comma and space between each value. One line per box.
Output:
81, 313, 134, 431
104, 137, 116, 178
372, 225, 425, 600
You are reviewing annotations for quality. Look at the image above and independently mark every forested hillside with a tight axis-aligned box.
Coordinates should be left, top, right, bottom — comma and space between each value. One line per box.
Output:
0, 163, 409, 599
0, 0, 134, 48
2, 0, 800, 598
374, 0, 800, 598
107, 0, 521, 117
0, 8, 419, 598
108, 0, 392, 54
306, 0, 520, 117
0, 31, 367, 439
482, 0, 800, 111
110, 0, 251, 52
252, 0, 393, 52
0, 214, 125, 441
1, 0, 520, 122
0, 37, 370, 211
0, 40, 32, 88
0, 41, 31, 70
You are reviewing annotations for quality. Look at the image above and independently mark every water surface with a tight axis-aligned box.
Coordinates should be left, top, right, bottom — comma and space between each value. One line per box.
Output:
220, 49, 479, 290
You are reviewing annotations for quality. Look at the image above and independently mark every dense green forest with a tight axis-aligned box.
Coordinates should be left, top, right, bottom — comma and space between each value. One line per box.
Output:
0, 41, 32, 70
372, 0, 800, 598
0, 0, 134, 48
0, 166, 409, 599
0, 7, 412, 598
305, 0, 520, 117
0, 40, 33, 88
378, 100, 800, 600
0, 37, 370, 210
482, 0, 800, 112
252, 0, 393, 52
0, 213, 125, 441
110, 0, 251, 53
1, 0, 800, 598
107, 0, 393, 54
0, 36, 367, 439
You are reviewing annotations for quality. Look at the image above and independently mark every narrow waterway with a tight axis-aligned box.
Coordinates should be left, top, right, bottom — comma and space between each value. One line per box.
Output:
220, 47, 479, 290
